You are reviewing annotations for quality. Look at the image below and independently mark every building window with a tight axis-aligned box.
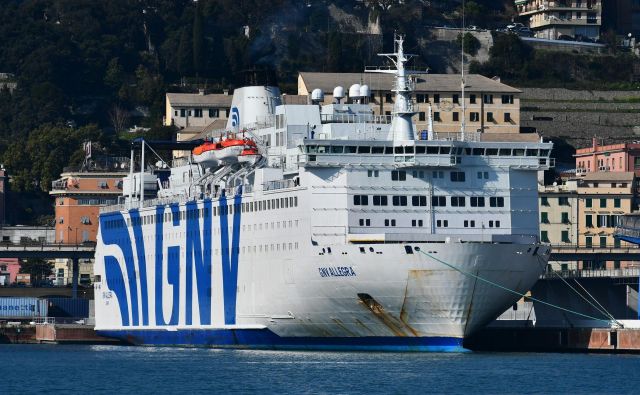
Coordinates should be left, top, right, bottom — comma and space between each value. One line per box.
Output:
453, 112, 459, 122
561, 212, 570, 224
434, 94, 440, 103
586, 198, 592, 208
487, 112, 495, 122
391, 170, 407, 181
180, 109, 186, 117
541, 197, 549, 206
614, 198, 621, 208
541, 212, 549, 223
385, 93, 393, 103
434, 112, 441, 122
209, 108, 219, 118
541, 231, 549, 243
600, 198, 607, 208
600, 236, 607, 248
194, 109, 203, 117
483, 94, 493, 104
470, 112, 480, 122
450, 171, 466, 182
614, 239, 621, 248
558, 197, 569, 206
562, 231, 570, 243
453, 94, 459, 104
504, 113, 512, 122
585, 236, 592, 247
469, 94, 477, 104
586, 215, 593, 228
418, 112, 426, 121
416, 94, 428, 103
501, 95, 514, 104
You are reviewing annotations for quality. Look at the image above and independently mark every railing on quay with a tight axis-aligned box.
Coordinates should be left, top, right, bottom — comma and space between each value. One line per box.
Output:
541, 267, 640, 280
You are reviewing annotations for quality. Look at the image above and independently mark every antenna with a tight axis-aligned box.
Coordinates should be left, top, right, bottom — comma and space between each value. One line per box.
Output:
460, 0, 466, 142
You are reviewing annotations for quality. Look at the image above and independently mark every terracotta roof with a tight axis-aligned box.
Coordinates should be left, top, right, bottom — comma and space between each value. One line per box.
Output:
299, 72, 521, 94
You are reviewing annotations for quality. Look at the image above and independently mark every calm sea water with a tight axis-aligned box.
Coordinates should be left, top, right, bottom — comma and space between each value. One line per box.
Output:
2, 344, 639, 394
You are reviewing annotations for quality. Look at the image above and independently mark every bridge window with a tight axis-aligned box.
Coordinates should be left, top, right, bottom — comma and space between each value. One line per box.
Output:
451, 197, 466, 207
412, 196, 427, 207
353, 195, 369, 206
436, 220, 448, 228
432, 196, 446, 207
450, 171, 465, 182
359, 219, 371, 227
373, 195, 388, 206
391, 170, 406, 181
463, 220, 476, 228
490, 197, 505, 207
411, 220, 424, 227
384, 219, 396, 227
392, 196, 407, 206
471, 197, 485, 207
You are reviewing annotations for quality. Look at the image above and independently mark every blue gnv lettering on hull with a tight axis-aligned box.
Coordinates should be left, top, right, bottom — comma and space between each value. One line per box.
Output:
154, 204, 180, 326
101, 190, 243, 328
185, 199, 212, 325
100, 213, 139, 326
219, 189, 243, 325
318, 267, 357, 278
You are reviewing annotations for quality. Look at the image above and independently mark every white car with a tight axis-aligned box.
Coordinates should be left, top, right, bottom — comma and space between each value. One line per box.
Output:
507, 22, 525, 31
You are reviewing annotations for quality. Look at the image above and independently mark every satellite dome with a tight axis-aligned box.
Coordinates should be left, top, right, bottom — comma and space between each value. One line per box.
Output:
349, 84, 362, 98
311, 88, 324, 102
333, 86, 345, 99
359, 84, 370, 98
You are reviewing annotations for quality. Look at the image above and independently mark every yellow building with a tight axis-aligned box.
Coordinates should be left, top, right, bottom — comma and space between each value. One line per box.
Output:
577, 172, 635, 269
539, 180, 579, 271
297, 72, 531, 142
516, 0, 602, 40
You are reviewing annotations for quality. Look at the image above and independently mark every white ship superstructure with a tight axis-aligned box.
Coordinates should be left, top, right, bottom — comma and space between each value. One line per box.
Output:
94, 36, 553, 351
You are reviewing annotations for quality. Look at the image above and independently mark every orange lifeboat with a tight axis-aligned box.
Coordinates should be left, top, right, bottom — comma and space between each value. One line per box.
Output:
238, 147, 260, 165
192, 140, 221, 168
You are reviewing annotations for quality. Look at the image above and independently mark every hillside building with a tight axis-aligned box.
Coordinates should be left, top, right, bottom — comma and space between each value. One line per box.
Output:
575, 139, 640, 177
297, 72, 534, 142
539, 180, 579, 270
577, 172, 635, 269
515, 0, 602, 40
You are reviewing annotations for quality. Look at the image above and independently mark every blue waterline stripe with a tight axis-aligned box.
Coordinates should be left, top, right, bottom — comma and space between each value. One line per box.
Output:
97, 328, 466, 352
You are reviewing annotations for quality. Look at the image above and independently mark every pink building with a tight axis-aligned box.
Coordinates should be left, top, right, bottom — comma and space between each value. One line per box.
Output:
575, 138, 640, 177
0, 258, 19, 286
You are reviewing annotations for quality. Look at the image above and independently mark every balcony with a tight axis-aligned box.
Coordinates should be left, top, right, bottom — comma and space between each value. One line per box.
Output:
518, 1, 601, 17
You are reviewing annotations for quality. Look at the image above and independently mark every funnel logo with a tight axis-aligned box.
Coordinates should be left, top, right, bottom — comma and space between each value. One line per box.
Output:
230, 107, 240, 127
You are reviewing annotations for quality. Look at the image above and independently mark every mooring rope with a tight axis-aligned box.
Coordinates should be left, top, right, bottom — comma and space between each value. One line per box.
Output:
419, 249, 616, 325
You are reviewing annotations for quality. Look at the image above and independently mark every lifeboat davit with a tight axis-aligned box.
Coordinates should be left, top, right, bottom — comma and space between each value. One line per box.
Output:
192, 140, 221, 168
238, 147, 261, 165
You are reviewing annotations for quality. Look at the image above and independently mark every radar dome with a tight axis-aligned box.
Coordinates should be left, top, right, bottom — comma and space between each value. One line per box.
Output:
359, 84, 370, 98
349, 84, 362, 98
311, 88, 324, 102
333, 86, 345, 99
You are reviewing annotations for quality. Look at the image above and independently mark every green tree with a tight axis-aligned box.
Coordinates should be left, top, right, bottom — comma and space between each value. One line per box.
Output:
19, 259, 53, 286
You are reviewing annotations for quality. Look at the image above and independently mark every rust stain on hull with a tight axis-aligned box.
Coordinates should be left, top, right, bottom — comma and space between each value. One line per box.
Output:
358, 293, 419, 337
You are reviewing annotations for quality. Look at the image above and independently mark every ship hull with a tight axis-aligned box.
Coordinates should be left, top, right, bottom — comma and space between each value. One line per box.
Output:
97, 328, 464, 352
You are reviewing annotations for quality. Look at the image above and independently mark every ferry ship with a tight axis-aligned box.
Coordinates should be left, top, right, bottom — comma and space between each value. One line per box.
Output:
93, 36, 553, 351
